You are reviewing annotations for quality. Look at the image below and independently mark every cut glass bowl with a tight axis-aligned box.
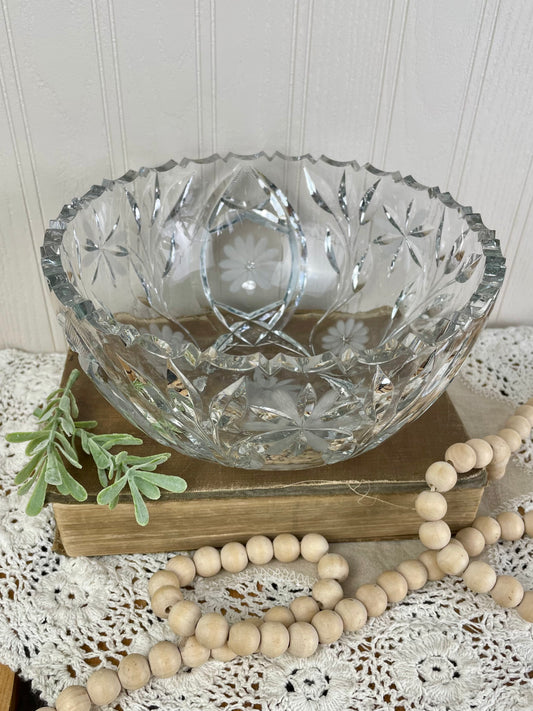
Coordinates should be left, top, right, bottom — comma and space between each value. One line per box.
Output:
41, 153, 505, 470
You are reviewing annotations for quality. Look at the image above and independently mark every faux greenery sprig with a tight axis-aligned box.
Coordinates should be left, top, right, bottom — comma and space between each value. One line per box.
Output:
6, 369, 187, 525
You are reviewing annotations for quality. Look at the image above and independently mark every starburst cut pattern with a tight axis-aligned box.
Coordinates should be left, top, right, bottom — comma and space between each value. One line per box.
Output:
321, 318, 369, 354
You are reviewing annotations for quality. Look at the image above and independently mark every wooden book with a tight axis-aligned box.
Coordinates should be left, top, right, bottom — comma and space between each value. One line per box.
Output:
48, 353, 486, 556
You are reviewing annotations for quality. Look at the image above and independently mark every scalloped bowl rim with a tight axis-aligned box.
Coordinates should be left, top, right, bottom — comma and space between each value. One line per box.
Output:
42, 151, 506, 370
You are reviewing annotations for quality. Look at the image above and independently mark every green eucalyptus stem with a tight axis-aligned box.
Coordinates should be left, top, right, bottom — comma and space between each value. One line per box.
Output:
6, 368, 187, 525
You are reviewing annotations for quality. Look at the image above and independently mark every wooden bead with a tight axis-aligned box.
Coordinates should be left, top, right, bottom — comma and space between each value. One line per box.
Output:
418, 550, 445, 580
472, 515, 501, 545
317, 553, 349, 581
220, 542, 248, 573
425, 461, 457, 492
445, 443, 476, 473
300, 533, 329, 562
148, 569, 180, 598
151, 585, 183, 618
55, 685, 91, 711
180, 636, 210, 668
168, 600, 202, 637
418, 520, 451, 550
246, 535, 273, 565
148, 641, 181, 678
210, 644, 237, 662
462, 561, 497, 593
86, 668, 121, 706
466, 438, 494, 468
227, 621, 261, 656
414, 491, 447, 521
117, 653, 151, 691
505, 415, 531, 440
259, 621, 290, 657
454, 527, 486, 557
523, 510, 533, 536
490, 575, 524, 608
436, 543, 469, 575
484, 434, 512, 464
515, 404, 533, 426
355, 583, 388, 617
273, 533, 300, 562
166, 555, 196, 586
396, 559, 428, 590
195, 612, 229, 649
376, 570, 408, 602
290, 596, 320, 622
497, 428, 522, 452
287, 621, 319, 657
311, 610, 344, 644
516, 590, 533, 623
334, 598, 368, 631
193, 546, 221, 577
311, 578, 344, 609
263, 606, 295, 626
496, 511, 525, 540
486, 462, 508, 481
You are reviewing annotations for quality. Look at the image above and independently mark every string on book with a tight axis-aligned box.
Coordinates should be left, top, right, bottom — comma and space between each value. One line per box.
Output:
274, 479, 414, 511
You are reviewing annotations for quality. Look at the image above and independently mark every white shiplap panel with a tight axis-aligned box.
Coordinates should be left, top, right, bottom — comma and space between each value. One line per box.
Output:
447, 0, 533, 323
298, 0, 394, 162
382, 0, 494, 187
0, 63, 57, 351
110, 0, 200, 166
214, 0, 295, 156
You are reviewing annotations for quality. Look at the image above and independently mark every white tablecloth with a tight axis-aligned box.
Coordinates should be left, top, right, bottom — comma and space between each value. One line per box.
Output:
0, 327, 532, 710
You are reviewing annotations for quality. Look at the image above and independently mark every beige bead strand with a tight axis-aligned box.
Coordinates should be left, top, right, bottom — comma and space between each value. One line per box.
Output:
396, 559, 428, 590
263, 606, 295, 626
166, 555, 196, 586
418, 520, 451, 550
376, 570, 409, 603
289, 596, 320, 622
355, 583, 388, 617
86, 668, 121, 707
497, 428, 522, 452
311, 609, 344, 644
444, 442, 476, 473
311, 578, 344, 609
515, 404, 533, 425
220, 541, 248, 573
55, 685, 92, 711
195, 612, 230, 650
193, 546, 221, 577
287, 622, 319, 657
148, 641, 182, 678
424, 461, 457, 492
516, 591, 533, 623
246, 535, 274, 565
227, 621, 261, 656
490, 575, 525, 608
168, 599, 202, 637
415, 490, 448, 521
117, 653, 151, 691
496, 511, 525, 540
334, 598, 368, 631
505, 415, 531, 440
523, 510, 533, 537
273, 533, 300, 562
148, 569, 180, 598
472, 516, 502, 545
151, 585, 183, 618
317, 553, 350, 581
466, 438, 494, 468
462, 561, 497, 594
180, 636, 210, 667
436, 543, 469, 575
454, 527, 486, 557
300, 533, 329, 562
259, 621, 290, 657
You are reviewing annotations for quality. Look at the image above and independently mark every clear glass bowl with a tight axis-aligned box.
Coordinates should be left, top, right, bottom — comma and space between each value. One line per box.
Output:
42, 153, 505, 470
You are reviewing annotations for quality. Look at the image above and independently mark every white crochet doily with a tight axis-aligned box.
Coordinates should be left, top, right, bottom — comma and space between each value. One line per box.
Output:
0, 331, 532, 711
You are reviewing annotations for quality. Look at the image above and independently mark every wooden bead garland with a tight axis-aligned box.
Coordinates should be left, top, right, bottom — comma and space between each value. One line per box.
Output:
44, 397, 533, 710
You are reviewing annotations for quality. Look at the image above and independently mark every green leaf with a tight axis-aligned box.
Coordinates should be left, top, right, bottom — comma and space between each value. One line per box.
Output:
25, 436, 50, 456
97, 467, 108, 488
73, 420, 98, 430
44, 448, 62, 485
91, 433, 143, 449
129, 478, 149, 526
14, 451, 45, 485
87, 437, 113, 469
59, 469, 88, 501
135, 471, 188, 493
25, 470, 48, 516
97, 476, 129, 506
59, 415, 75, 437
58, 395, 71, 414
68, 391, 79, 418
134, 477, 161, 500
6, 431, 45, 443
54, 433, 81, 467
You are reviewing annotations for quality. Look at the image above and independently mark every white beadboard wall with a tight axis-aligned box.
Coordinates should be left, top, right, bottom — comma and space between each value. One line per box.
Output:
1, 0, 532, 353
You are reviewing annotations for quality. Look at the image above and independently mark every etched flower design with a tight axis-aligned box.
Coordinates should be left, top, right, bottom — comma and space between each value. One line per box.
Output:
391, 626, 484, 709
263, 646, 359, 710
79, 213, 129, 286
371, 200, 434, 273
148, 323, 187, 350
321, 318, 369, 354
246, 384, 357, 457
219, 235, 279, 293
246, 370, 300, 402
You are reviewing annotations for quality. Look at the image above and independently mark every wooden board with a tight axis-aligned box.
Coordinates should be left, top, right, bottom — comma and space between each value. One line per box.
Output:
48, 353, 486, 556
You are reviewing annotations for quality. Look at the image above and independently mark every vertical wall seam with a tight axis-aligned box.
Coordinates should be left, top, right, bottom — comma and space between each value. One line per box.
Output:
369, 1, 394, 165
285, 0, 299, 154
1, 0, 45, 227
445, 1, 487, 189
90, 0, 115, 176
455, 0, 501, 194
0, 0, 58, 349
297, 0, 314, 156
380, 0, 410, 168
210, 0, 217, 157
194, 0, 203, 156
106, 0, 128, 170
